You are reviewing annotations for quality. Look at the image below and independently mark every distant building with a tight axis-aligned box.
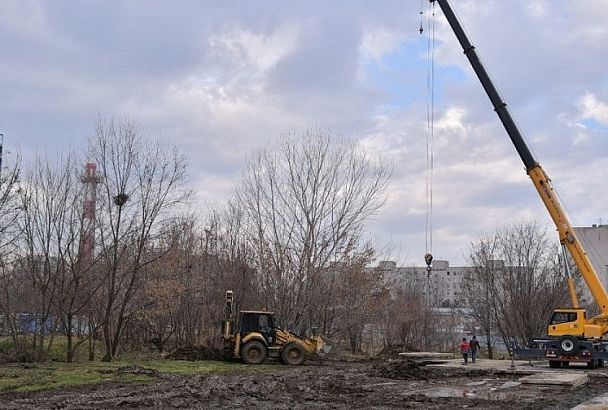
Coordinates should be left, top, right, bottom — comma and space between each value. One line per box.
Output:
379, 259, 477, 307
574, 224, 608, 287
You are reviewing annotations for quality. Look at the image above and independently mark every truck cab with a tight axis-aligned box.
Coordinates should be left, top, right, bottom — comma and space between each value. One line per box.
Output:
548, 309, 585, 337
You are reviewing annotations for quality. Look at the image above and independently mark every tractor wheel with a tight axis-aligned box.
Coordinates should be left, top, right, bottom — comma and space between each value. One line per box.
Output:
549, 360, 561, 368
557, 335, 579, 356
281, 343, 306, 366
241, 341, 267, 365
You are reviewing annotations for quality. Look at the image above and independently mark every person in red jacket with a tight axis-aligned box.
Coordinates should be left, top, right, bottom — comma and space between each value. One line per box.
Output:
459, 337, 470, 365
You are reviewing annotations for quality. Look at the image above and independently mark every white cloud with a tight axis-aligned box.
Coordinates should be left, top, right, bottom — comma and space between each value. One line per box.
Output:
215, 24, 300, 73
578, 92, 608, 125
359, 28, 402, 61
3, 0, 608, 267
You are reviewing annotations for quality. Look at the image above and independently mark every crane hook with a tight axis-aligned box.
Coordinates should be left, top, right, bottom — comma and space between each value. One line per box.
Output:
424, 253, 433, 272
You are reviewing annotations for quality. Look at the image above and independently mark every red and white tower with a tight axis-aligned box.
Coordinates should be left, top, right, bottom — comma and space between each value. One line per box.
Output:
80, 162, 102, 266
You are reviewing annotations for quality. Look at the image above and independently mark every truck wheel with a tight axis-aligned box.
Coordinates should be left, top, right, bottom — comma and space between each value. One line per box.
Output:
557, 335, 579, 356
587, 359, 598, 369
549, 360, 561, 368
242, 341, 267, 365
281, 343, 306, 366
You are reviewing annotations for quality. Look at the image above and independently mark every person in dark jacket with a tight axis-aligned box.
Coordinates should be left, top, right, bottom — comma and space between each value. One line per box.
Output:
469, 335, 480, 363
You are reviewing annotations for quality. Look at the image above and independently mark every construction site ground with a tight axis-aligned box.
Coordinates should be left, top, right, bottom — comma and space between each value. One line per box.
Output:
1, 356, 608, 409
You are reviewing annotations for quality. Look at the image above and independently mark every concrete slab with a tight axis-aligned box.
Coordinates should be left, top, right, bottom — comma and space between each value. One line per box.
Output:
498, 381, 521, 390
519, 372, 588, 387
399, 352, 454, 359
428, 359, 541, 374
571, 392, 608, 410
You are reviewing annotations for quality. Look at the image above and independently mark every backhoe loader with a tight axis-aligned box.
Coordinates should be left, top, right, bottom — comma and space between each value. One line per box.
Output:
221, 291, 329, 365
433, 0, 608, 368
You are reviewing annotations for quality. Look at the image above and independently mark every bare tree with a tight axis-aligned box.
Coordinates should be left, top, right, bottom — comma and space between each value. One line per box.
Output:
332, 244, 390, 353
235, 130, 390, 331
17, 153, 82, 361
0, 153, 22, 347
90, 118, 189, 361
467, 220, 570, 347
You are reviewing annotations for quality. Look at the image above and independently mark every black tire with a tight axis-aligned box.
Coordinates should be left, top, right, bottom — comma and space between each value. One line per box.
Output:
241, 341, 267, 365
281, 343, 306, 366
557, 335, 579, 356
598, 359, 605, 368
561, 361, 570, 368
587, 359, 598, 369
549, 360, 561, 368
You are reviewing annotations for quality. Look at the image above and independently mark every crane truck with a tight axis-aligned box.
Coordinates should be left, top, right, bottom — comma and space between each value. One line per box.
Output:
433, 0, 608, 368
221, 291, 329, 365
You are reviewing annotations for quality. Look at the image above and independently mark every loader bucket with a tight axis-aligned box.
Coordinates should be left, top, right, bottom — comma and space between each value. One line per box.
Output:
315, 336, 332, 354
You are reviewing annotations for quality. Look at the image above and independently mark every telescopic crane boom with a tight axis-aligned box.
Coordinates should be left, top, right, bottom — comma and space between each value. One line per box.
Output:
433, 0, 608, 368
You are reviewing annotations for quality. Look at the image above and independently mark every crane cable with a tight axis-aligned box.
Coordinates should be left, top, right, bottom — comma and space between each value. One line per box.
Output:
424, 1, 436, 273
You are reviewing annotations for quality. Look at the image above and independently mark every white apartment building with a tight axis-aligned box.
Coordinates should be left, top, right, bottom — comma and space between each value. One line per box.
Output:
379, 259, 476, 307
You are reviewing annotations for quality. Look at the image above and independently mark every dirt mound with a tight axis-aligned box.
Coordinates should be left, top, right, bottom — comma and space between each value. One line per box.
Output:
375, 344, 419, 359
372, 359, 428, 380
372, 359, 492, 380
165, 346, 224, 361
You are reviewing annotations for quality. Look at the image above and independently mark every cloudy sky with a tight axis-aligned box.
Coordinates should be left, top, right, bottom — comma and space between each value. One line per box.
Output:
2, 0, 608, 267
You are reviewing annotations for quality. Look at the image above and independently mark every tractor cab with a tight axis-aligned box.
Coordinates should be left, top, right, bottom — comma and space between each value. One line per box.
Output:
239, 311, 276, 344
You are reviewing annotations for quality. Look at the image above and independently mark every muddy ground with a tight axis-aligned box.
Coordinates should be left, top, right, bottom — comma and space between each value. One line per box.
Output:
0, 359, 606, 409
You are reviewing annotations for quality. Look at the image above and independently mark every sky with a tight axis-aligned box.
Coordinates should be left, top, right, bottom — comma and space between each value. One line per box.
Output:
1, 0, 608, 267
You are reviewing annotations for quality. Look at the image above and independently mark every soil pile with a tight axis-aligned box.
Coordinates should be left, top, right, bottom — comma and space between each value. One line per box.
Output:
372, 359, 428, 380
375, 344, 419, 360
373, 359, 492, 380
165, 346, 224, 361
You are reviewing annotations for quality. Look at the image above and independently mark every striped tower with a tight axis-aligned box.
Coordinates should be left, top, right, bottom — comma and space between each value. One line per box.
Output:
80, 162, 102, 266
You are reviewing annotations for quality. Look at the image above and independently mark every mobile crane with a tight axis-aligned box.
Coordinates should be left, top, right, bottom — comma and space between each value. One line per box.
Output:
433, 0, 608, 368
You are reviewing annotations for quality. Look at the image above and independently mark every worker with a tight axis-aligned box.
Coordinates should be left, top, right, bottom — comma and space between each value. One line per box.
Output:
459, 337, 470, 365
469, 335, 480, 363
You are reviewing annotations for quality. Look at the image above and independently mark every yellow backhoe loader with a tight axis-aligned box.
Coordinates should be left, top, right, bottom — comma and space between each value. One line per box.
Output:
221, 291, 329, 365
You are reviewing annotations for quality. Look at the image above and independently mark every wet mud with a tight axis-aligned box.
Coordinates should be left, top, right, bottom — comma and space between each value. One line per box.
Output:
0, 359, 606, 409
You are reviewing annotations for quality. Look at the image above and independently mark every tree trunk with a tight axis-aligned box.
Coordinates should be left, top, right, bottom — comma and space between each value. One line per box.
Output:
485, 328, 493, 359
66, 314, 73, 363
